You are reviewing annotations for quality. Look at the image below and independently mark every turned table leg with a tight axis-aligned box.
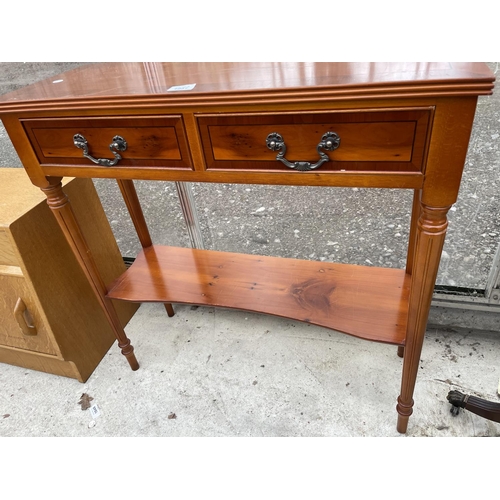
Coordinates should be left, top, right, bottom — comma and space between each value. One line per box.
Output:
42, 179, 139, 371
396, 204, 450, 433
396, 190, 421, 361
117, 179, 175, 317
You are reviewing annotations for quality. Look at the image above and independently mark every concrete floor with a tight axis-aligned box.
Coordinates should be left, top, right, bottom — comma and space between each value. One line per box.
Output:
0, 63, 499, 437
1, 302, 499, 437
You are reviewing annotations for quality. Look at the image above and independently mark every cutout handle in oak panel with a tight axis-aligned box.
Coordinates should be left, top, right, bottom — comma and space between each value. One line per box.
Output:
14, 297, 38, 336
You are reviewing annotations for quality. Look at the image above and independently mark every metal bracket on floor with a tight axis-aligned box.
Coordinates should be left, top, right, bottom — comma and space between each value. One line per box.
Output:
447, 390, 500, 423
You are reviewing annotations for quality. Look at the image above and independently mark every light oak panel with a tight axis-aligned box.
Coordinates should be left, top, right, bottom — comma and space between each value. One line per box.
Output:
0, 272, 57, 354
0, 230, 19, 266
0, 168, 139, 381
0, 347, 81, 380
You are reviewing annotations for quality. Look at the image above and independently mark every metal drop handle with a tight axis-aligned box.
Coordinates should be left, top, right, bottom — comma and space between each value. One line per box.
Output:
14, 298, 37, 336
266, 131, 340, 171
73, 134, 127, 167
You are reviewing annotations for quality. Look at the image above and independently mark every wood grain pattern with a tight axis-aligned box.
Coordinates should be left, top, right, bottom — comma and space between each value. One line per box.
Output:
198, 108, 430, 173
0, 63, 494, 112
0, 271, 57, 354
41, 179, 139, 371
0, 169, 138, 381
0, 166, 65, 220
116, 179, 153, 248
0, 347, 81, 380
209, 122, 415, 162
39, 164, 426, 189
0, 63, 494, 431
23, 116, 192, 169
107, 245, 410, 345
397, 204, 450, 433
116, 179, 175, 318
0, 264, 23, 276
420, 97, 479, 206
0, 230, 19, 266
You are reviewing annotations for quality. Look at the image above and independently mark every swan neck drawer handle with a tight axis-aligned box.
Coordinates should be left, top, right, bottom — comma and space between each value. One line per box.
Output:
266, 131, 340, 171
73, 134, 127, 167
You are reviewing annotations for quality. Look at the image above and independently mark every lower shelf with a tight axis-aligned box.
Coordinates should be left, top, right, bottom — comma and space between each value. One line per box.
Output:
107, 245, 410, 345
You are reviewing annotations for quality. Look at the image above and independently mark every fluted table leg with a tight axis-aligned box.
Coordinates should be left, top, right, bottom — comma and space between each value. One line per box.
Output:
397, 204, 450, 433
42, 178, 139, 371
117, 179, 175, 318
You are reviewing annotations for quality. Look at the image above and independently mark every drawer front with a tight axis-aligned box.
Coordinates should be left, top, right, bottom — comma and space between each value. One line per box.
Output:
0, 229, 19, 267
197, 108, 431, 173
22, 116, 192, 170
0, 270, 57, 355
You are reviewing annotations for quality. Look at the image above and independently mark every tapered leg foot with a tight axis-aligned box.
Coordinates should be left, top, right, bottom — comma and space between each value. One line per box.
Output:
119, 339, 139, 371
396, 203, 450, 434
42, 180, 141, 373
397, 346, 405, 358
396, 396, 413, 433
397, 415, 409, 434
164, 303, 175, 317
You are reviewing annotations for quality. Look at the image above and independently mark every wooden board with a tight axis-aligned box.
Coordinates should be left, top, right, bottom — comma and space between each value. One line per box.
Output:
107, 245, 410, 345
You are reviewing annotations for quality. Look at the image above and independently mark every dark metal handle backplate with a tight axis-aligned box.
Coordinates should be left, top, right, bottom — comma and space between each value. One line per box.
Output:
266, 131, 340, 171
73, 134, 127, 167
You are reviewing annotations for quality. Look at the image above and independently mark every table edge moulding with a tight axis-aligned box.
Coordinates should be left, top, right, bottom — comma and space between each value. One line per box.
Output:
0, 62, 495, 434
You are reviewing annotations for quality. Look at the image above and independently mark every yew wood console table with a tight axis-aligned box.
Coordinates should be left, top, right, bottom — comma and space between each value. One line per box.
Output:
0, 62, 494, 433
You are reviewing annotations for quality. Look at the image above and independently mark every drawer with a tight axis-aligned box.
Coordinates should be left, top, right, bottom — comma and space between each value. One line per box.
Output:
197, 108, 431, 173
21, 116, 192, 170
0, 269, 57, 355
0, 229, 19, 267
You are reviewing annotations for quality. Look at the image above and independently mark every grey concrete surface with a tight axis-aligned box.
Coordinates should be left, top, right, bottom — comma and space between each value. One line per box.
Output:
0, 63, 499, 437
1, 303, 499, 437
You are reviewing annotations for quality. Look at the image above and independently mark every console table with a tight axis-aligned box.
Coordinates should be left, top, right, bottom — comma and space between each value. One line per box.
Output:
0, 62, 494, 433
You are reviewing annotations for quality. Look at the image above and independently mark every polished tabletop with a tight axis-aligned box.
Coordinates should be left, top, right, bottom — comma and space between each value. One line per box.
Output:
0, 62, 494, 111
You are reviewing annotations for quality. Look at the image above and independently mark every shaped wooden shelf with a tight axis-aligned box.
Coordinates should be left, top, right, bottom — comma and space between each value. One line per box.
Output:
106, 245, 410, 345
